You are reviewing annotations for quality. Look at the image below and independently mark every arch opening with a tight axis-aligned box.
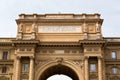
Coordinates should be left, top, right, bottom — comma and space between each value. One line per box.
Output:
39, 64, 79, 80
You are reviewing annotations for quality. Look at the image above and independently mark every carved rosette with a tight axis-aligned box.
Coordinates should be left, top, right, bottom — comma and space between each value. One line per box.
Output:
56, 57, 63, 64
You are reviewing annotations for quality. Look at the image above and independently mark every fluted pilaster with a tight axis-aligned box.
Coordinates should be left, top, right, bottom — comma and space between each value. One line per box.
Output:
98, 57, 102, 80
84, 57, 89, 80
15, 56, 21, 80
29, 57, 34, 80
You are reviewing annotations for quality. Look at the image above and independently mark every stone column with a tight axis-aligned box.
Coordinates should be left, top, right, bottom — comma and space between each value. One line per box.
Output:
15, 56, 21, 80
84, 57, 89, 80
98, 57, 102, 80
29, 57, 34, 80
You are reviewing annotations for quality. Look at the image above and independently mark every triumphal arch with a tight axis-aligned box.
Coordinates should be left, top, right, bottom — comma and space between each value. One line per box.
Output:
0, 13, 120, 80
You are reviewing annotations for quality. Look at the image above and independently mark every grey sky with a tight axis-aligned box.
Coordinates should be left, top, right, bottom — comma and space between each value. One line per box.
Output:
0, 0, 120, 37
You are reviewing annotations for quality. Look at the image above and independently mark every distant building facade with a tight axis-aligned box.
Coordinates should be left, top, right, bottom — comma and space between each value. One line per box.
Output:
0, 13, 120, 80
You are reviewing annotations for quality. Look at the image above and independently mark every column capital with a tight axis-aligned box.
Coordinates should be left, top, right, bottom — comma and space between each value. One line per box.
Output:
84, 56, 89, 80
97, 56, 102, 59
29, 56, 34, 80
16, 56, 21, 60
98, 56, 102, 80
15, 56, 21, 80
29, 56, 34, 60
84, 56, 89, 60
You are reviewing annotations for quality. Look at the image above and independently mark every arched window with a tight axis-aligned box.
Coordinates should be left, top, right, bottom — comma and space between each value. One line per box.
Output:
2, 51, 8, 60
22, 64, 29, 72
90, 64, 96, 72
111, 51, 117, 59
2, 66, 7, 73
112, 67, 118, 74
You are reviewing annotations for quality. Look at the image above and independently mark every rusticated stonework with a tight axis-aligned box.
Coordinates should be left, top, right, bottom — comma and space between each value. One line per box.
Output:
0, 13, 120, 80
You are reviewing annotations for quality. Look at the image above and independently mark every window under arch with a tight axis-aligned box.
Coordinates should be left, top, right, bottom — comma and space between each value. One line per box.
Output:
111, 51, 117, 59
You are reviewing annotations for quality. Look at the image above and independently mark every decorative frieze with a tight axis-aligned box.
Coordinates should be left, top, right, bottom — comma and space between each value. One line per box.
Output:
38, 26, 82, 33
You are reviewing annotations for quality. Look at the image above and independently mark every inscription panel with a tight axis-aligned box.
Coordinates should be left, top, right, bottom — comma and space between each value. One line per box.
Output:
38, 26, 82, 33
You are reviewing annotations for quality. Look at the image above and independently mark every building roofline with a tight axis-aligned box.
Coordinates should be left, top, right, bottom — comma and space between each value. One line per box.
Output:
0, 38, 16, 39
19, 13, 101, 16
103, 37, 120, 39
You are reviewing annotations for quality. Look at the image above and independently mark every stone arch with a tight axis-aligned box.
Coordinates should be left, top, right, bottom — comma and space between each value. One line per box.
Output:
35, 60, 84, 80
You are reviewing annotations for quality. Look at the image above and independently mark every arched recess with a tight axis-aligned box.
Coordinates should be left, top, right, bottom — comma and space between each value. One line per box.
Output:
35, 61, 84, 80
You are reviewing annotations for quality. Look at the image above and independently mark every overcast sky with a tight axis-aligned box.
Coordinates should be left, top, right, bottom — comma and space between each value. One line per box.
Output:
0, 0, 120, 37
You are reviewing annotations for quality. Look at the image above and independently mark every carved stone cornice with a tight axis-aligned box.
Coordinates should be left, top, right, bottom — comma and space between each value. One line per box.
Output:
0, 43, 13, 46
105, 59, 120, 64
12, 40, 39, 44
0, 59, 14, 65
79, 40, 106, 48
12, 40, 39, 47
0, 38, 15, 46
39, 42, 80, 47
16, 19, 103, 24
103, 37, 120, 46
106, 42, 120, 46
79, 40, 106, 44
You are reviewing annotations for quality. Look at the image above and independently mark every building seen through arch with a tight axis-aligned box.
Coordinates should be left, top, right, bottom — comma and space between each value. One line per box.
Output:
47, 74, 72, 80
0, 13, 120, 80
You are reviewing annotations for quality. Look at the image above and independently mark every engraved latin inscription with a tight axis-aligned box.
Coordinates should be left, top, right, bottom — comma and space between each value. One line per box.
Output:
38, 26, 82, 33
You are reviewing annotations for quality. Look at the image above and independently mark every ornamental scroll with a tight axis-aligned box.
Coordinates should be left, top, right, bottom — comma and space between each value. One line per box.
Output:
38, 26, 82, 33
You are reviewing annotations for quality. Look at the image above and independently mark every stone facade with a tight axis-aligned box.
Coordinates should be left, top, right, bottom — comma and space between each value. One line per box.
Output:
0, 13, 120, 80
